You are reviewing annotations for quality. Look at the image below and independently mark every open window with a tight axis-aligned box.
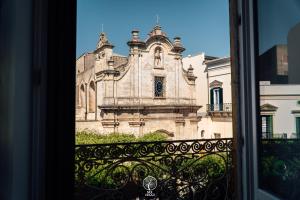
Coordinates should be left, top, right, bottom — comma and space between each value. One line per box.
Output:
236, 0, 300, 199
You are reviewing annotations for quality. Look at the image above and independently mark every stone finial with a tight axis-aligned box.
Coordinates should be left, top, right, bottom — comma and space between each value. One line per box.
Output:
96, 32, 114, 50
187, 64, 196, 82
148, 25, 167, 37
97, 32, 107, 48
174, 37, 182, 47
127, 29, 145, 48
172, 36, 185, 53
188, 64, 194, 75
153, 25, 162, 35
131, 30, 140, 42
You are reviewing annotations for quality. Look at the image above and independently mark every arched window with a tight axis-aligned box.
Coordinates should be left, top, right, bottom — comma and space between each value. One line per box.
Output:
80, 84, 85, 109
88, 81, 95, 113
201, 130, 205, 138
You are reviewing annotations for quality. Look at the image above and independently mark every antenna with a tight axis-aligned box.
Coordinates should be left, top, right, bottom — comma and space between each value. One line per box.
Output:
156, 14, 159, 25
101, 24, 104, 33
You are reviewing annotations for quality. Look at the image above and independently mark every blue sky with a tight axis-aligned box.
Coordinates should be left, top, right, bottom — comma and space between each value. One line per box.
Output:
76, 0, 230, 58
258, 0, 300, 54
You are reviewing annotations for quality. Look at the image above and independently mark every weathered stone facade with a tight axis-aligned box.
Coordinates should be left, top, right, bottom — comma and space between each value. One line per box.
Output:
76, 25, 201, 139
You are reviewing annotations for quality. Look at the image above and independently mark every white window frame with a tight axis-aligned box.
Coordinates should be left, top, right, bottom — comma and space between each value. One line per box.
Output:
238, 0, 281, 199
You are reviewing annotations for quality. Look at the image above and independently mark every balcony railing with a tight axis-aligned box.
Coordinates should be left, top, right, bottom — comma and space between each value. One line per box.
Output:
75, 138, 234, 200
206, 103, 232, 112
262, 133, 299, 139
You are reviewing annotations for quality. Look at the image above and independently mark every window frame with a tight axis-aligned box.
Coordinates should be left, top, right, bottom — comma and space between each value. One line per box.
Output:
30, 0, 76, 198
261, 115, 273, 139
154, 76, 166, 98
210, 87, 224, 111
236, 0, 288, 199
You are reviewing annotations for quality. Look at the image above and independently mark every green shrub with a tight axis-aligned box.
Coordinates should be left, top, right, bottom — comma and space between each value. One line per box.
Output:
75, 131, 228, 190
75, 130, 168, 144
137, 131, 168, 142
76, 154, 228, 189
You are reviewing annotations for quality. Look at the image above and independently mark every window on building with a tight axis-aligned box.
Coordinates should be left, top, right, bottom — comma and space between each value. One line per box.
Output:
254, 1, 300, 199
154, 76, 165, 98
214, 133, 221, 139
210, 87, 223, 111
261, 115, 273, 138
201, 130, 205, 137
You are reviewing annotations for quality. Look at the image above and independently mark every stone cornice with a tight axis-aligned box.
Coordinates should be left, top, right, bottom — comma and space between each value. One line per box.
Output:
98, 105, 201, 111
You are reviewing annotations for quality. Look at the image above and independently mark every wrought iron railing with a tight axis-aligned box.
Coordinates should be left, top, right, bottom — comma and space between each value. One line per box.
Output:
206, 103, 232, 112
261, 132, 300, 139
75, 138, 234, 200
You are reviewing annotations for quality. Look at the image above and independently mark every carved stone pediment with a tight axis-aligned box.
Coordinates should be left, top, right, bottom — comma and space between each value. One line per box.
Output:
260, 103, 278, 112
209, 80, 223, 88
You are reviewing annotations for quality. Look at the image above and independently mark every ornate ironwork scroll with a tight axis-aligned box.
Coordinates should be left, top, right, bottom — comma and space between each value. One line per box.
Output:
75, 138, 233, 200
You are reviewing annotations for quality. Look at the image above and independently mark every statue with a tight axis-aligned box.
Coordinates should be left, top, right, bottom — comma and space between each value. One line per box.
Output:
154, 48, 162, 67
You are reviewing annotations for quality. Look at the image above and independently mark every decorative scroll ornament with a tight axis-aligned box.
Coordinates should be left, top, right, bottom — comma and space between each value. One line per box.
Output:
75, 138, 233, 200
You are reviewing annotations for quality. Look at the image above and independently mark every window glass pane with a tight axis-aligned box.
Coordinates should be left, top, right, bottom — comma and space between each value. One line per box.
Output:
257, 0, 300, 199
154, 76, 164, 97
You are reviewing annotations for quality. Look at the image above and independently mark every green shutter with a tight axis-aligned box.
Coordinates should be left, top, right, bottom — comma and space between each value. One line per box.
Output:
296, 117, 300, 138
210, 89, 214, 110
267, 116, 273, 138
219, 87, 223, 111
269, 115, 273, 137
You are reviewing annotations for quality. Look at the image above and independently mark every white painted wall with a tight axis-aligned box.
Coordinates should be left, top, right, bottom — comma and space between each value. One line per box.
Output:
260, 84, 300, 138
183, 56, 233, 139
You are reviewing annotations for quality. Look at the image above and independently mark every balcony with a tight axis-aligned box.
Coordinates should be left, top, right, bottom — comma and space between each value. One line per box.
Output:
75, 138, 234, 200
262, 132, 299, 139
206, 103, 232, 118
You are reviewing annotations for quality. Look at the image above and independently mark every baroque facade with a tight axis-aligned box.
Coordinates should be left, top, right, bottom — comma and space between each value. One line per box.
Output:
76, 25, 205, 139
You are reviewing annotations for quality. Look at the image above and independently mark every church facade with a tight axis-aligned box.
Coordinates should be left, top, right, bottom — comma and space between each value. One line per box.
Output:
76, 25, 203, 139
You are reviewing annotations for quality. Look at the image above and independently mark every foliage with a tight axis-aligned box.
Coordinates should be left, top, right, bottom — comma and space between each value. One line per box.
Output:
77, 154, 228, 188
75, 132, 229, 193
75, 130, 168, 145
261, 156, 300, 181
136, 131, 168, 142
260, 140, 300, 199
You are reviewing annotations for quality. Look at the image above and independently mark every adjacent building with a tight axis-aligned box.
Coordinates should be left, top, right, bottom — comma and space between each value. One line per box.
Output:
259, 45, 288, 84
183, 56, 232, 138
260, 82, 300, 138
